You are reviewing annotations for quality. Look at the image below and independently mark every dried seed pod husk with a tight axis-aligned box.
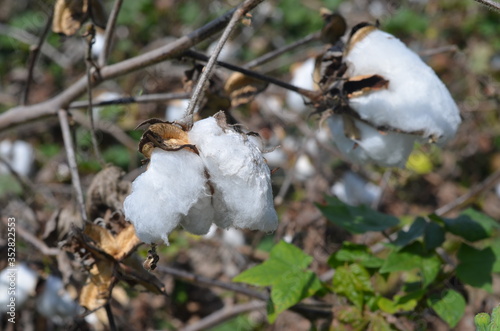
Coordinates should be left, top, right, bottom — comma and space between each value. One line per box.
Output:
224, 72, 268, 108
52, 0, 107, 36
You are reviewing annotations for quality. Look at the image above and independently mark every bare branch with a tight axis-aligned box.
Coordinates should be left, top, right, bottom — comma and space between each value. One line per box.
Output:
68, 92, 191, 109
179, 301, 266, 331
1, 218, 60, 256
244, 31, 320, 69
474, 0, 500, 12
0, 3, 262, 131
98, 0, 124, 67
21, 9, 54, 105
185, 0, 265, 117
58, 109, 88, 223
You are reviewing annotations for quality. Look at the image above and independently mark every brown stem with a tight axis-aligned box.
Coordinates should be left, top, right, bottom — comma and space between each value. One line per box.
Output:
21, 9, 54, 105
68, 92, 191, 109
57, 109, 88, 223
98, 0, 124, 66
474, 0, 500, 12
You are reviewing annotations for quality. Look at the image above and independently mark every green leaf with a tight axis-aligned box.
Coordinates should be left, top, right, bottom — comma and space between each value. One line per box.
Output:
474, 312, 490, 331
393, 217, 427, 248
233, 241, 323, 322
377, 290, 424, 314
424, 221, 445, 252
380, 242, 441, 287
427, 289, 466, 328
456, 244, 495, 292
333, 264, 373, 309
318, 196, 399, 234
443, 209, 498, 242
328, 242, 384, 269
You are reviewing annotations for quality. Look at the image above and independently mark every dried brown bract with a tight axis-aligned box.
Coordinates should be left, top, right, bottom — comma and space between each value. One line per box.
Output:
224, 72, 268, 108
52, 0, 107, 36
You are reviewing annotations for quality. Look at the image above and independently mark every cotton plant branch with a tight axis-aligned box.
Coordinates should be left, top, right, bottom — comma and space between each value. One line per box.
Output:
0, 3, 262, 131
244, 31, 320, 69
182, 49, 318, 99
21, 9, 54, 105
98, 0, 124, 67
184, 0, 265, 117
68, 92, 191, 109
84, 25, 105, 166
179, 301, 266, 331
1, 218, 60, 256
58, 109, 88, 223
474, 0, 500, 12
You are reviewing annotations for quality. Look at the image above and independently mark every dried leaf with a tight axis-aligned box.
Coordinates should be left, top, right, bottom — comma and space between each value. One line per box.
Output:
319, 9, 347, 44
224, 72, 268, 108
52, 0, 107, 36
79, 261, 115, 311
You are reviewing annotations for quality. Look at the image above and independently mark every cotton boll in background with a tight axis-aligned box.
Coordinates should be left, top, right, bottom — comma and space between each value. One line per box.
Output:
286, 57, 317, 114
294, 155, 315, 181
124, 148, 211, 244
345, 28, 461, 144
165, 99, 189, 122
331, 171, 382, 206
91, 30, 106, 58
189, 116, 278, 233
36, 276, 81, 324
328, 115, 417, 167
0, 264, 38, 312
222, 228, 245, 247
0, 140, 34, 176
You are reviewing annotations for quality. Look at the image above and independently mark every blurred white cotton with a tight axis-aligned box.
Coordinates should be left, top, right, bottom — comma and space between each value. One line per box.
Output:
0, 264, 38, 312
331, 171, 382, 206
165, 99, 189, 122
0, 140, 34, 176
36, 276, 81, 324
286, 57, 317, 114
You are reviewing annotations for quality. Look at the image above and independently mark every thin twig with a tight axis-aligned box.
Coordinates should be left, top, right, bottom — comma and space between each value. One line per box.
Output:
57, 109, 88, 223
244, 31, 320, 69
98, 0, 124, 66
435, 168, 500, 216
184, 0, 265, 117
84, 25, 105, 166
68, 92, 190, 109
183, 49, 318, 99
0, 4, 262, 130
157, 265, 268, 300
0, 23, 72, 68
22, 9, 54, 105
474, 0, 500, 12
179, 301, 266, 331
105, 303, 118, 331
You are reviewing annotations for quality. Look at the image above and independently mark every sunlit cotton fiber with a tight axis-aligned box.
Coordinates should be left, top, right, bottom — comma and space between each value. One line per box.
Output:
188, 117, 278, 232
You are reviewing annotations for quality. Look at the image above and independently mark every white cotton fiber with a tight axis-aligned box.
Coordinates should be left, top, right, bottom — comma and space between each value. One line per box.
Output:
328, 114, 417, 167
180, 187, 215, 235
286, 57, 317, 113
189, 117, 278, 233
345, 29, 461, 143
0, 140, 34, 176
331, 171, 382, 206
36, 276, 81, 323
124, 148, 209, 244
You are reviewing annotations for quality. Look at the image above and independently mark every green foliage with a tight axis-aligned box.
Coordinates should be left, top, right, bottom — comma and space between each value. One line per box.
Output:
427, 290, 466, 328
333, 263, 373, 309
318, 196, 399, 234
233, 241, 323, 322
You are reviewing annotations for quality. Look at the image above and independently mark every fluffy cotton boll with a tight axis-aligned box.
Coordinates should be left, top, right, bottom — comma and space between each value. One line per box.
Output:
124, 148, 211, 244
286, 58, 317, 114
189, 117, 278, 233
345, 28, 461, 143
0, 140, 34, 176
91, 32, 105, 57
180, 187, 215, 235
165, 99, 189, 122
329, 114, 417, 167
294, 155, 315, 181
331, 172, 382, 206
0, 264, 38, 312
36, 276, 81, 323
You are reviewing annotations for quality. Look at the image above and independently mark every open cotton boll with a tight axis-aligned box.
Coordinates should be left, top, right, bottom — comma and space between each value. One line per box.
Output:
329, 114, 417, 167
189, 117, 278, 233
345, 28, 461, 143
0, 264, 38, 312
286, 57, 317, 114
36, 276, 81, 323
124, 148, 210, 244
180, 187, 215, 235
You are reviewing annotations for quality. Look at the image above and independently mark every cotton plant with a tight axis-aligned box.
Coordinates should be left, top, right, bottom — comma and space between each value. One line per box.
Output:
124, 112, 278, 245
316, 22, 462, 167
